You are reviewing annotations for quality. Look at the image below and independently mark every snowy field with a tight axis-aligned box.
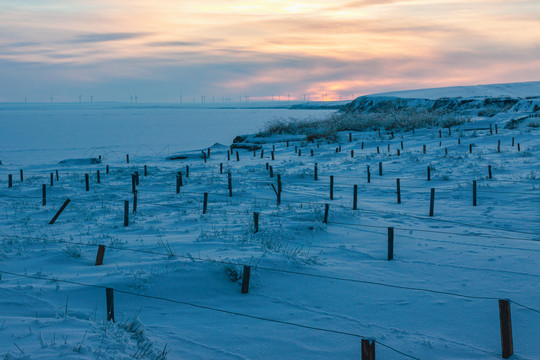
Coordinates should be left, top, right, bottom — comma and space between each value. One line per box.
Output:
0, 101, 539, 359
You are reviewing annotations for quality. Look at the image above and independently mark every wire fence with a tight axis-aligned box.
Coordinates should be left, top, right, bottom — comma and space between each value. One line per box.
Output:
2, 232, 540, 313
0, 269, 421, 359
0, 187, 538, 243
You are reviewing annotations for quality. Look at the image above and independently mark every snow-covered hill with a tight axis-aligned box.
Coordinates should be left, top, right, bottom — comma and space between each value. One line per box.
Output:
343, 82, 540, 119
366, 81, 540, 100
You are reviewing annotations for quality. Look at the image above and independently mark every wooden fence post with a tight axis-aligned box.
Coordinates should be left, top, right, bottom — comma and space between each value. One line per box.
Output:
498, 140, 501, 153
488, 165, 492, 179
227, 151, 230, 161
353, 185, 358, 210
330, 176, 334, 200
351, 149, 354, 158
349, 132, 352, 142
42, 184, 46, 206
401, 140, 403, 150
427, 166, 431, 181
50, 173, 54, 186
367, 165, 371, 183
203, 193, 208, 214
379, 162, 382, 176
131, 174, 136, 193
85, 173, 89, 192
178, 171, 183, 187
271, 151, 275, 160
517, 143, 520, 152
361, 339, 375, 360
236, 151, 240, 161
106, 165, 109, 174
377, 146, 379, 154
270, 166, 274, 178
388, 227, 394, 260
314, 163, 318, 181
429, 188, 435, 216
8, 174, 12, 188
95, 245, 106, 265
135, 171, 139, 185
253, 212, 259, 233
469, 144, 473, 154
499, 299, 513, 359
124, 200, 129, 226
241, 265, 251, 294
97, 170, 100, 184
126, 154, 129, 163
20, 169, 23, 182
133, 190, 137, 213
228, 172, 232, 197
473, 180, 477, 206
144, 165, 148, 176
220, 163, 223, 174
495, 124, 498, 134
106, 288, 115, 322
311, 149, 314, 157
512, 137, 514, 146
176, 174, 180, 194
423, 144, 426, 154
48, 199, 70, 224
323, 204, 329, 224
277, 174, 282, 205
396, 178, 401, 204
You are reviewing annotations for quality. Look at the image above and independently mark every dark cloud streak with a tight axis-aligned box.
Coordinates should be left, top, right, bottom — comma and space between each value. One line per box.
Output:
68, 32, 150, 44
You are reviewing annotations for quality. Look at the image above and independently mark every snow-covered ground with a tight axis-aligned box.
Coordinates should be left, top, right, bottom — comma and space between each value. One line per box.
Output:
0, 91, 539, 359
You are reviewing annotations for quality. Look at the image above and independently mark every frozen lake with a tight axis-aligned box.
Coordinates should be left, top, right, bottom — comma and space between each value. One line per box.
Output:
0, 103, 335, 166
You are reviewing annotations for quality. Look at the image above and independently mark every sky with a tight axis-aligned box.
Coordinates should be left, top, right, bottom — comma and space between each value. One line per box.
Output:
0, 0, 539, 102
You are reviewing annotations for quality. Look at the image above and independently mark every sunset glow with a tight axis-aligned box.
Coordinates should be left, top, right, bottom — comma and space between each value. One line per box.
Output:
0, 0, 538, 102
